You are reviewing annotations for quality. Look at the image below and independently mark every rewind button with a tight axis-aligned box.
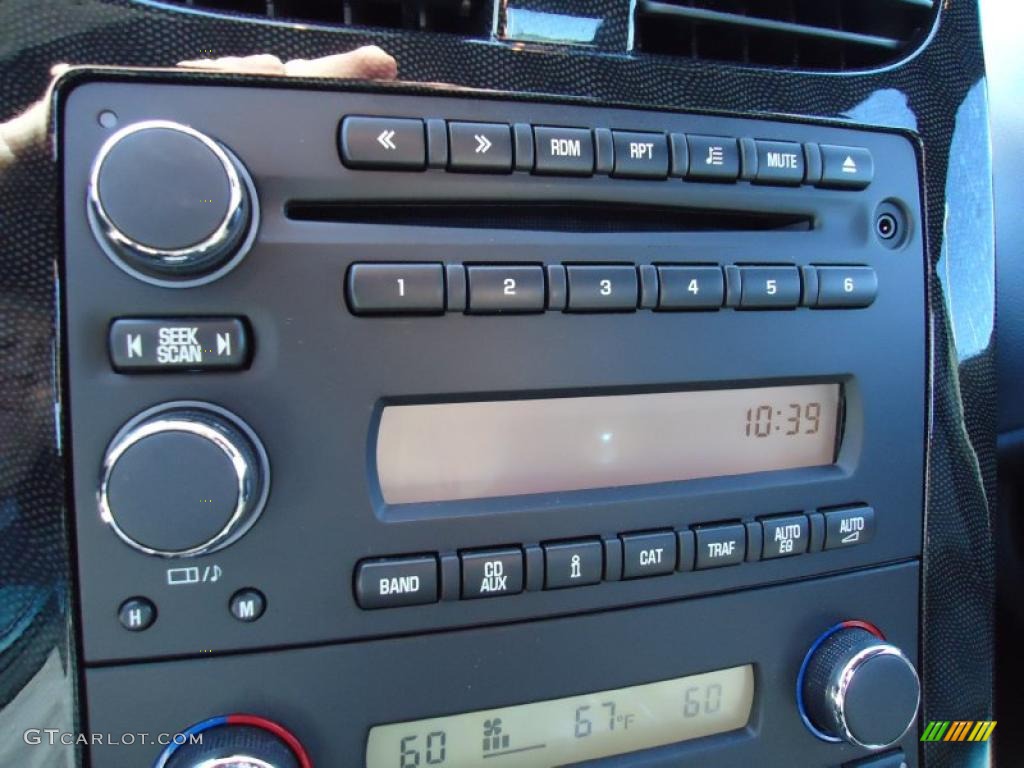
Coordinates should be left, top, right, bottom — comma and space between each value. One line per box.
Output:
339, 116, 426, 170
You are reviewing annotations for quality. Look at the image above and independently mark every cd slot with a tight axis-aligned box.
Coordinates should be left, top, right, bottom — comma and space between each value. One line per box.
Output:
285, 201, 812, 233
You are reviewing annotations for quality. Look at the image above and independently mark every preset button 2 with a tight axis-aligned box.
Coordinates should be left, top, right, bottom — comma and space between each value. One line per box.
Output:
467, 265, 545, 313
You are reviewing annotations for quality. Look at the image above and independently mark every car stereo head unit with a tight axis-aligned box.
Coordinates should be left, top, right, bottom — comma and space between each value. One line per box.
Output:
60, 75, 925, 767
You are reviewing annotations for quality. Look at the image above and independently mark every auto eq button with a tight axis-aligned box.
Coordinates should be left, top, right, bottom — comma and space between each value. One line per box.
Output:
761, 514, 809, 559
340, 116, 426, 170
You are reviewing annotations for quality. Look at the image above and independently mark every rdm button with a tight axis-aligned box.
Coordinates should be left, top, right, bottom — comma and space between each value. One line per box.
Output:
356, 556, 438, 609
110, 318, 249, 372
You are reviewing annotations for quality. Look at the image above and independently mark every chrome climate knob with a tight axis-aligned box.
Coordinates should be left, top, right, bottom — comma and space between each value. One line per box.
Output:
88, 120, 258, 286
798, 623, 920, 750
99, 402, 270, 558
155, 716, 310, 768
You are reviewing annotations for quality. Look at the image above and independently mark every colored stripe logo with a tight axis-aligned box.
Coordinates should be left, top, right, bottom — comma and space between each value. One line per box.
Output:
921, 720, 996, 742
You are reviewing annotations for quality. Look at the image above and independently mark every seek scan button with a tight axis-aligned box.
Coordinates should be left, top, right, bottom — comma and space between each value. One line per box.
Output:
110, 317, 249, 372
355, 555, 438, 609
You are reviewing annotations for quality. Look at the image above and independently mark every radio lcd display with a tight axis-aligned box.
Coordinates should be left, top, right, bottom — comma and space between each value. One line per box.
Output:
376, 383, 841, 504
366, 664, 754, 767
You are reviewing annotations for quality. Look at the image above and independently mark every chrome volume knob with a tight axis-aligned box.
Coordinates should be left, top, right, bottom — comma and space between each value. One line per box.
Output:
99, 402, 270, 557
88, 120, 258, 286
798, 623, 920, 750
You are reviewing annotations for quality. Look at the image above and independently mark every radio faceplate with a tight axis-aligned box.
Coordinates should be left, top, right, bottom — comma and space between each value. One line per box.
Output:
62, 80, 925, 665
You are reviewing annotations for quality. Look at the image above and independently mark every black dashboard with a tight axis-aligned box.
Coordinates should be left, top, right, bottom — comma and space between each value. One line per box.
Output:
0, 1, 1000, 767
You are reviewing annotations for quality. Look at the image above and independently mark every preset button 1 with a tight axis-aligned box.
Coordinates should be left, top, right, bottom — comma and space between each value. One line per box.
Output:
355, 556, 439, 609
347, 263, 445, 314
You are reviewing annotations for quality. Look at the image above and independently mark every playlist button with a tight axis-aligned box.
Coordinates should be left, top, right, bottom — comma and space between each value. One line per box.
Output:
686, 135, 740, 181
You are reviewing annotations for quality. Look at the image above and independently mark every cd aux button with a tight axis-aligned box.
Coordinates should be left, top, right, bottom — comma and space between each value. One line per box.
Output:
460, 548, 524, 599
544, 540, 603, 589
694, 524, 747, 569
355, 555, 439, 609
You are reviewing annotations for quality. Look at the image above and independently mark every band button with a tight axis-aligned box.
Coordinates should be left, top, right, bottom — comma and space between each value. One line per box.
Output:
355, 556, 439, 609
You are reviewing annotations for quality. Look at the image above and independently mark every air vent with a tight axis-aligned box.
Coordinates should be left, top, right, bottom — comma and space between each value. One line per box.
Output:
151, 0, 494, 36
635, 0, 937, 71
